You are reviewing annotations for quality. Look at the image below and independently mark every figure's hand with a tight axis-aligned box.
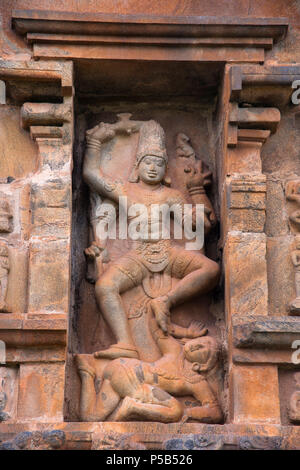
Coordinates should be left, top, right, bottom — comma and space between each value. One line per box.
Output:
86, 122, 116, 143
187, 321, 208, 338
114, 115, 140, 136
150, 297, 171, 335
84, 242, 102, 260
185, 161, 212, 189
86, 116, 140, 144
155, 311, 169, 335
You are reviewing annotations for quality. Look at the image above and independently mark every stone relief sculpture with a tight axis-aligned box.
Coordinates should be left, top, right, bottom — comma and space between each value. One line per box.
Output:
0, 197, 13, 233
286, 180, 300, 231
76, 114, 222, 423
286, 181, 300, 315
77, 317, 222, 423
289, 372, 300, 423
0, 367, 17, 422
0, 242, 9, 312
289, 235, 300, 315
0, 377, 8, 422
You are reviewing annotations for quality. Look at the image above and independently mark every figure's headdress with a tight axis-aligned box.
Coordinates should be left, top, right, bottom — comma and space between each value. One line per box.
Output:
129, 120, 170, 185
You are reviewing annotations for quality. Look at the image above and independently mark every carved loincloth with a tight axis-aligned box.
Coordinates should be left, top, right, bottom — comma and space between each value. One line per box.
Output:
118, 240, 194, 320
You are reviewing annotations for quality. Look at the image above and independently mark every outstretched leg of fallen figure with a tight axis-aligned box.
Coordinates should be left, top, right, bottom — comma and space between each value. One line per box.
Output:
114, 385, 183, 423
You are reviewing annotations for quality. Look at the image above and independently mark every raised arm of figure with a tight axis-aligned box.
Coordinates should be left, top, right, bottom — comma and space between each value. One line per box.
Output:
83, 122, 126, 203
171, 164, 216, 239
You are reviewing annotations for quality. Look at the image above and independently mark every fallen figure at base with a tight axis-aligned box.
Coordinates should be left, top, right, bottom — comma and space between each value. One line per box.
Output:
76, 318, 223, 424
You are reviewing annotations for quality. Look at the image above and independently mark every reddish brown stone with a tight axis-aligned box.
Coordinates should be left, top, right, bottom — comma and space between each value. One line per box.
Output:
230, 365, 280, 424
18, 363, 65, 420
0, 0, 299, 451
28, 239, 70, 313
224, 233, 268, 316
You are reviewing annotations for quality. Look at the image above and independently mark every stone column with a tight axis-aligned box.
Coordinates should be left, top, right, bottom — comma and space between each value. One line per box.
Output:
0, 60, 73, 423
222, 89, 281, 424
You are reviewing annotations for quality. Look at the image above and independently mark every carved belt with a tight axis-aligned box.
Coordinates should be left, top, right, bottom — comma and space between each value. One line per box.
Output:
135, 239, 171, 273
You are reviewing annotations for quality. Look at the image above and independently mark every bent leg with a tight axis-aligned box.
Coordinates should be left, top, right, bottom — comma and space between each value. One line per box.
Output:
168, 249, 220, 308
151, 249, 219, 330
76, 355, 98, 421
114, 385, 183, 423
185, 379, 223, 423
95, 255, 147, 358
93, 379, 121, 421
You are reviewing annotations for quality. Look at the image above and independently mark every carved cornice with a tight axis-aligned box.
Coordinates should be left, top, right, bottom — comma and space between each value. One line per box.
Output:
228, 103, 280, 148
0, 59, 73, 97
0, 313, 67, 363
232, 315, 300, 350
12, 10, 288, 63
0, 61, 74, 142
229, 64, 300, 105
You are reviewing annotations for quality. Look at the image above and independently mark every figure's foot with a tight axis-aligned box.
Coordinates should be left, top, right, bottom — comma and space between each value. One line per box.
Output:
94, 343, 139, 360
114, 396, 136, 422
150, 296, 170, 334
75, 354, 96, 379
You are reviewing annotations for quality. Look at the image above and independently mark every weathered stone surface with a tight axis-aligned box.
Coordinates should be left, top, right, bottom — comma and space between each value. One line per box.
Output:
0, 193, 13, 233
265, 177, 289, 237
0, 106, 38, 180
238, 435, 283, 450
28, 239, 70, 313
36, 139, 72, 171
285, 179, 300, 234
232, 348, 295, 365
229, 104, 281, 134
18, 363, 65, 421
0, 313, 67, 354
267, 236, 295, 316
92, 432, 147, 450
225, 175, 266, 232
226, 142, 263, 174
0, 421, 296, 450
224, 233, 268, 316
30, 179, 71, 238
164, 434, 224, 450
289, 372, 300, 424
230, 365, 281, 424
5, 246, 28, 313
232, 315, 300, 349
19, 183, 31, 241
0, 430, 66, 450
21, 102, 72, 129
0, 366, 18, 422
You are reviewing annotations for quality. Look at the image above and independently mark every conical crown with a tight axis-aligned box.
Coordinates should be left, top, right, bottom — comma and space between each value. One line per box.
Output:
135, 120, 168, 165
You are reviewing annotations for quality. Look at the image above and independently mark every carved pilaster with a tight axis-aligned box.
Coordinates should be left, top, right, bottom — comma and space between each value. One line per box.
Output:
221, 65, 294, 425
0, 59, 73, 423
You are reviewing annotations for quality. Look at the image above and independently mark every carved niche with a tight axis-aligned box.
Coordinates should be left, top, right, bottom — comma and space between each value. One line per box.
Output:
75, 114, 223, 424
